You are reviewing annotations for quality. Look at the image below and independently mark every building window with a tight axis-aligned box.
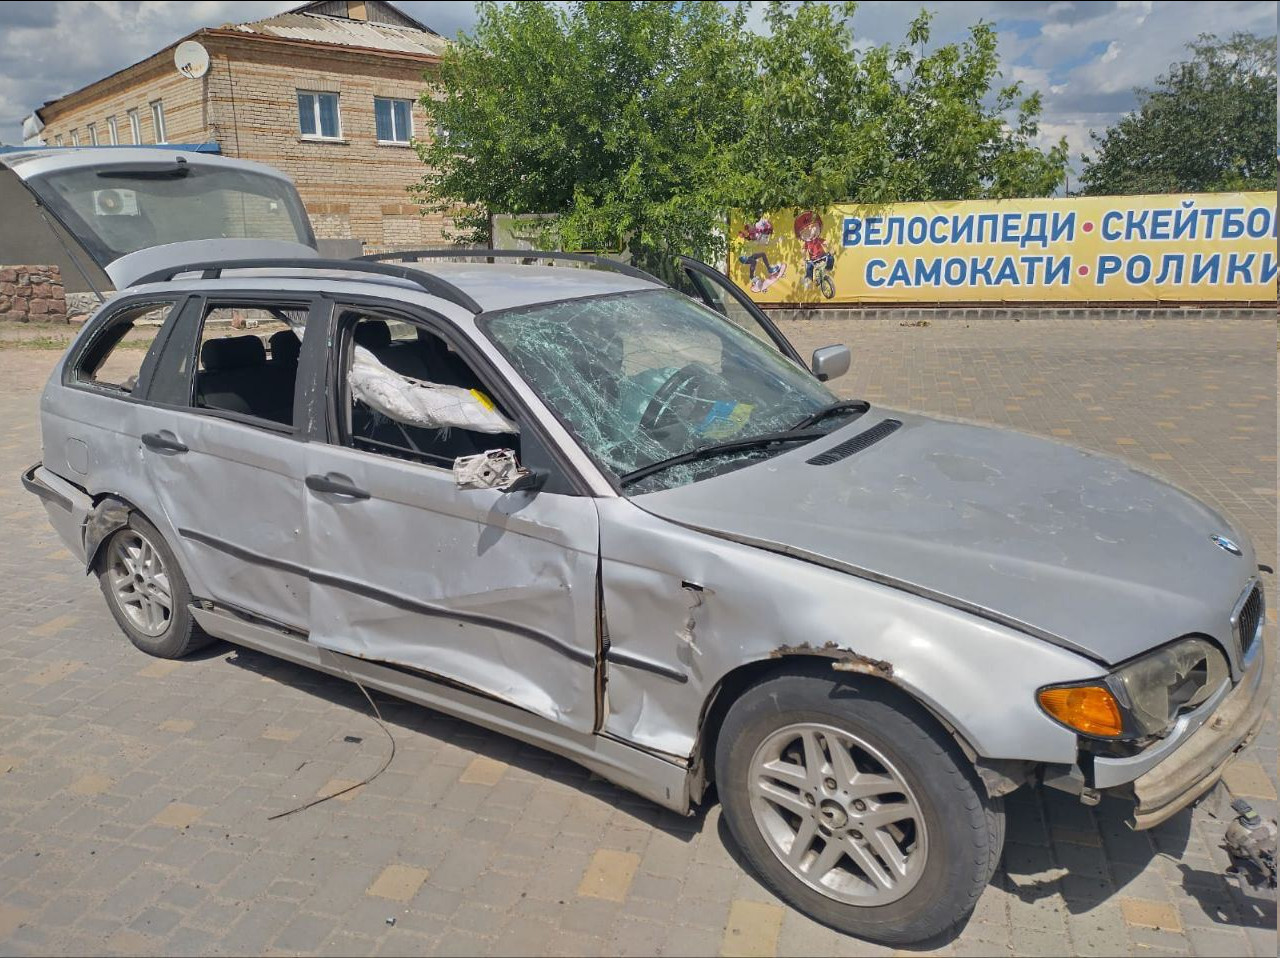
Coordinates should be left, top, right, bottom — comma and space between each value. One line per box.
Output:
374, 97, 413, 144
297, 91, 341, 140
70, 130, 79, 146
87, 123, 98, 145
150, 100, 167, 143
54, 134, 64, 147
106, 115, 119, 145
127, 109, 141, 144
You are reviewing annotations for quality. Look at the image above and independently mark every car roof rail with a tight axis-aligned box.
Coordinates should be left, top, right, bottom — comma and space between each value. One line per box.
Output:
127, 257, 485, 314
361, 248, 667, 288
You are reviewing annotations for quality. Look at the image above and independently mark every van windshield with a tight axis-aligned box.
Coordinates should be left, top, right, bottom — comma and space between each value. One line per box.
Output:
27, 162, 314, 265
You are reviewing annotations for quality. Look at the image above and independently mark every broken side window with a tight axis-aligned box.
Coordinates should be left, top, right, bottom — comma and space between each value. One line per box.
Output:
340, 311, 520, 471
72, 300, 176, 394
192, 303, 307, 426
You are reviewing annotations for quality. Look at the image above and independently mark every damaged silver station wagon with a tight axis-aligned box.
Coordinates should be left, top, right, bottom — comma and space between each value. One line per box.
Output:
13, 148, 1272, 944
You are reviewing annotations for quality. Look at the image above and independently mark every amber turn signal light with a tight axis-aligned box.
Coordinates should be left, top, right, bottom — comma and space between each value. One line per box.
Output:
1037, 685, 1124, 738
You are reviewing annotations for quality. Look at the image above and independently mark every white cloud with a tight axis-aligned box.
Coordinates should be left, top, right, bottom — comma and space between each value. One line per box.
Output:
0, 1, 295, 138
1, 0, 1275, 166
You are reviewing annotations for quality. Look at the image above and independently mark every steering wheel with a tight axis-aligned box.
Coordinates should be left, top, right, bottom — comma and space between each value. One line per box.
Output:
639, 362, 713, 432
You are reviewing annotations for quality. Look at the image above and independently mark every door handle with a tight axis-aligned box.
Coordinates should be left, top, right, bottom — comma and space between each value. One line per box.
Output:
141, 432, 188, 454
306, 473, 370, 500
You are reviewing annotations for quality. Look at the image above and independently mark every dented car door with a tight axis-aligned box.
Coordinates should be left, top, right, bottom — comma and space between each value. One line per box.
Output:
302, 304, 602, 732
139, 295, 314, 632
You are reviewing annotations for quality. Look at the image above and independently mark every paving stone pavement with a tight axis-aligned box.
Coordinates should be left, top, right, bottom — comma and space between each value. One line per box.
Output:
0, 317, 1275, 957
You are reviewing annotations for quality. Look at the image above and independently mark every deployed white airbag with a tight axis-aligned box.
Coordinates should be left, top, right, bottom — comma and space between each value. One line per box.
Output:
348, 345, 518, 435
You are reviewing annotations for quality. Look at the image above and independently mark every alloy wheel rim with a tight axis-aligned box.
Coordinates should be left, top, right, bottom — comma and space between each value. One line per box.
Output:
107, 530, 173, 637
747, 722, 928, 906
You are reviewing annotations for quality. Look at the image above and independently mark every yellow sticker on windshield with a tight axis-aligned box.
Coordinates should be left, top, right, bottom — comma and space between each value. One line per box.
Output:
700, 402, 755, 440
469, 389, 496, 411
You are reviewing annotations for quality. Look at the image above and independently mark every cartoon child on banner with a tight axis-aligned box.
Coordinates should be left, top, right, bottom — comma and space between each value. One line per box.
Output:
794, 210, 836, 299
736, 217, 786, 293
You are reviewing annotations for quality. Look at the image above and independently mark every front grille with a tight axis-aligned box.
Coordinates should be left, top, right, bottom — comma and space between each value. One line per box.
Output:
1235, 584, 1263, 659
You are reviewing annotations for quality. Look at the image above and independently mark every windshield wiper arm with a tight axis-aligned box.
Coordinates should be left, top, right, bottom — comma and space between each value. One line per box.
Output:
618, 429, 826, 488
789, 399, 869, 432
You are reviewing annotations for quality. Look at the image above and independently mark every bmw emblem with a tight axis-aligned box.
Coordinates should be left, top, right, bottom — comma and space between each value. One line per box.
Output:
1210, 534, 1242, 556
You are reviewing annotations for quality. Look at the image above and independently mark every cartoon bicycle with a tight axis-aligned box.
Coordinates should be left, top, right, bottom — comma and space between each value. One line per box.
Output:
794, 210, 836, 300
807, 252, 836, 300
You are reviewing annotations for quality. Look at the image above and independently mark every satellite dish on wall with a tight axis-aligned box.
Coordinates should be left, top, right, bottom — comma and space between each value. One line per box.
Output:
175, 40, 210, 79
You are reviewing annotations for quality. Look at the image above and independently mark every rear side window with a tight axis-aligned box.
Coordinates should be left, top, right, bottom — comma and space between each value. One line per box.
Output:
72, 301, 175, 393
193, 303, 307, 427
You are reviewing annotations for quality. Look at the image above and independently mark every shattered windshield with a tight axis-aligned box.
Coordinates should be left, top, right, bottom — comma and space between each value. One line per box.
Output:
482, 289, 838, 492
27, 164, 314, 266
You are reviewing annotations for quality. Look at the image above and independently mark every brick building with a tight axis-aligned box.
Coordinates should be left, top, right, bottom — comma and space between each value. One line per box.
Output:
29, 1, 451, 251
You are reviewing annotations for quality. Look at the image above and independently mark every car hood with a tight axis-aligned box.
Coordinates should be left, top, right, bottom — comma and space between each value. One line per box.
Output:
634, 408, 1256, 665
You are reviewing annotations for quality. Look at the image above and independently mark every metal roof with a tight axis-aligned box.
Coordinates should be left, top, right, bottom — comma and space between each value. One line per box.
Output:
418, 263, 661, 313
229, 9, 448, 58
129, 263, 661, 315
33, 3, 444, 124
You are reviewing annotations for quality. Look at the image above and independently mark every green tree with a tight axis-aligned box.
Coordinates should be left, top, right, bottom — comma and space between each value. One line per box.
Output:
1080, 33, 1277, 195
732, 4, 1067, 212
413, 1, 1068, 265
412, 1, 753, 265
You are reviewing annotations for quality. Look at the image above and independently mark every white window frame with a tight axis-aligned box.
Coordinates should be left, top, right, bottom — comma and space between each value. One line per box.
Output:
106, 115, 119, 145
54, 134, 64, 147
86, 123, 98, 146
69, 130, 79, 146
374, 96, 413, 145
297, 90, 342, 141
127, 109, 141, 144
150, 100, 167, 144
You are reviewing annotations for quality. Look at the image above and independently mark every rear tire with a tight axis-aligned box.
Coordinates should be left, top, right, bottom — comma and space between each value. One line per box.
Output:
97, 514, 211, 659
714, 669, 1003, 946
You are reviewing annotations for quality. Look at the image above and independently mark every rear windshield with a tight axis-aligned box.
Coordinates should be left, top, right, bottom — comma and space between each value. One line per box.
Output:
27, 162, 314, 265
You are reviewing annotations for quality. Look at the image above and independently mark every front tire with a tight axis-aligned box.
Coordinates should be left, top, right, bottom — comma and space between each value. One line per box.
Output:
714, 670, 1003, 946
97, 514, 211, 659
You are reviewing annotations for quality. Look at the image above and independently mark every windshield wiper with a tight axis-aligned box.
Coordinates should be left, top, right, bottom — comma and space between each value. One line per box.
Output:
618, 429, 826, 488
789, 399, 869, 432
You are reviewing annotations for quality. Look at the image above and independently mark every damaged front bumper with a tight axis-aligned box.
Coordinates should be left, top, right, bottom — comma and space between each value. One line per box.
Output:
1097, 641, 1271, 830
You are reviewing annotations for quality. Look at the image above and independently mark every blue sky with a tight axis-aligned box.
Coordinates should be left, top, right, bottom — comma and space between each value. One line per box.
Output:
1, 0, 1275, 169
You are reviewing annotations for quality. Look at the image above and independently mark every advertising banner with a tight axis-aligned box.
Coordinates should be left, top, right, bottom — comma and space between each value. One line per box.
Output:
728, 192, 1277, 304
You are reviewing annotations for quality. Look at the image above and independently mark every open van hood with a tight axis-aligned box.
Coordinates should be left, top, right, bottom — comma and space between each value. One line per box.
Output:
0, 148, 317, 290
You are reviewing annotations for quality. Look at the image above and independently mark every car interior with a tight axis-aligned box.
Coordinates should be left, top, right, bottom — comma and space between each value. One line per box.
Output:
194, 307, 303, 426
345, 315, 520, 468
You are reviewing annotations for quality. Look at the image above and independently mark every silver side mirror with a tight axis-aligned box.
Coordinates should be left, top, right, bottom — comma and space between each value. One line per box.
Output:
811, 344, 851, 382
453, 448, 545, 493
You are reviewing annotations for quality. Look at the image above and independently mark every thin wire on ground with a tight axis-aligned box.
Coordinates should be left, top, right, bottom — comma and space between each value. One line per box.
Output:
268, 679, 396, 821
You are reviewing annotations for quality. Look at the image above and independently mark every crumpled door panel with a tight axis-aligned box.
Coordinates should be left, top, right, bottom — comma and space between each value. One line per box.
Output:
304, 442, 601, 732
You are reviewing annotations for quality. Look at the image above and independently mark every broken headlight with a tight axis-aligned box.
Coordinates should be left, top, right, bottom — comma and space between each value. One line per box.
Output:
1107, 637, 1230, 738
1039, 637, 1230, 741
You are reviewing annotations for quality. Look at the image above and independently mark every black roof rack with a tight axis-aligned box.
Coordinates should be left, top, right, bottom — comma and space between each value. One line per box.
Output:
128, 257, 484, 314
360, 248, 667, 288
